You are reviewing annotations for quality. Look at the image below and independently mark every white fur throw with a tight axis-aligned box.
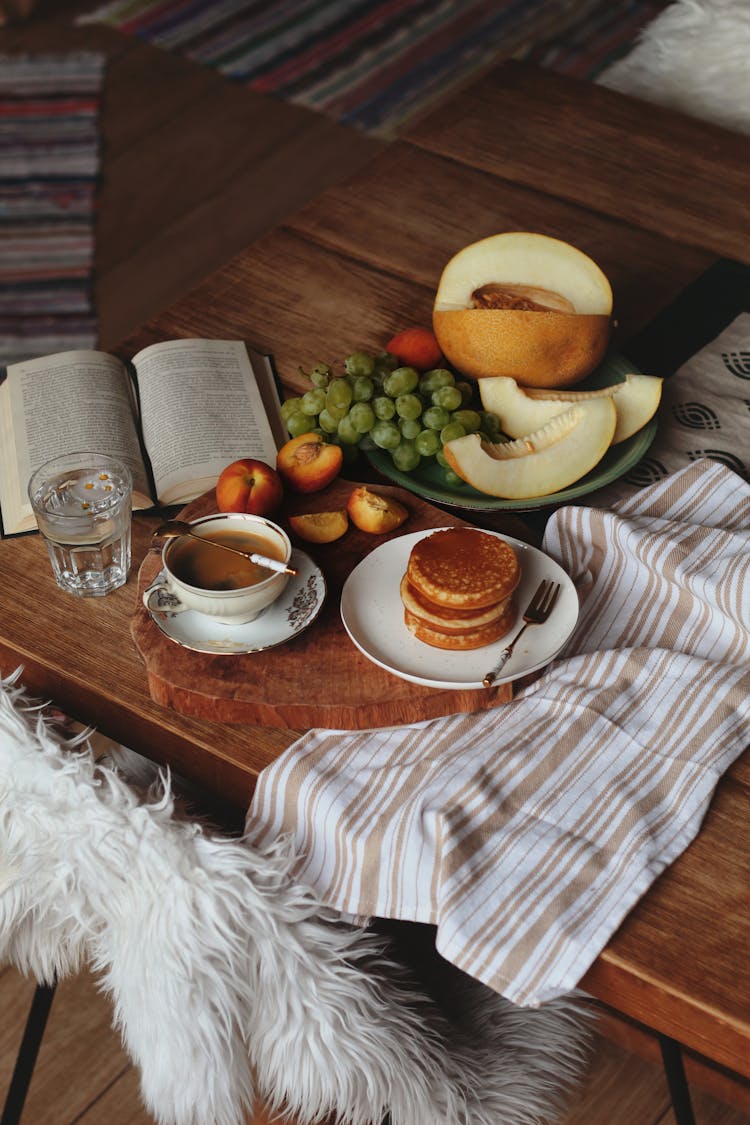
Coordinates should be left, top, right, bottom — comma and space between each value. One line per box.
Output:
0, 670, 592, 1125
598, 0, 750, 135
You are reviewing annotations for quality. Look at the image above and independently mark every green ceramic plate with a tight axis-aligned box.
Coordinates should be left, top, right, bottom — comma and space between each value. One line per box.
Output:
363, 353, 658, 513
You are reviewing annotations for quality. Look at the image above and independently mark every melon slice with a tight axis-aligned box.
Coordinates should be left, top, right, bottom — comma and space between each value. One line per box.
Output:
432, 232, 613, 388
479, 373, 662, 444
443, 397, 617, 498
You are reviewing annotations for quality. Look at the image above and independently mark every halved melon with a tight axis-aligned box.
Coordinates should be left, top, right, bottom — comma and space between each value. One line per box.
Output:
433, 232, 613, 388
443, 397, 616, 498
479, 373, 663, 444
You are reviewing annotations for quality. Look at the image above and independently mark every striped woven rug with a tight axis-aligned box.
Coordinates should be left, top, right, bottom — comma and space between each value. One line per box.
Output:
78, 0, 666, 138
0, 52, 105, 368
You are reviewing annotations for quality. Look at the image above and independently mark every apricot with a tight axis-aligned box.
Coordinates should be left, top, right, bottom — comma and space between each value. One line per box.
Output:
347, 486, 409, 534
288, 510, 349, 544
276, 432, 343, 493
432, 232, 613, 388
385, 326, 443, 372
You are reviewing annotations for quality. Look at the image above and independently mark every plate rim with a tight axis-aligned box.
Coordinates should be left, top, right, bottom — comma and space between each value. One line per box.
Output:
145, 547, 326, 655
340, 527, 579, 689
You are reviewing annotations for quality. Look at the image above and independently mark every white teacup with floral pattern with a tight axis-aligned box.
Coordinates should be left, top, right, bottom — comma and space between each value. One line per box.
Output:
144, 513, 291, 625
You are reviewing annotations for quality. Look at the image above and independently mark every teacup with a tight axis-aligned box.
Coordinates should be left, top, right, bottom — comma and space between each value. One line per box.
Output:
143, 512, 292, 625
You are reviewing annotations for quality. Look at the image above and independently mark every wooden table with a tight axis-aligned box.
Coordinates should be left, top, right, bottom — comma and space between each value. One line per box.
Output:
1, 62, 748, 1104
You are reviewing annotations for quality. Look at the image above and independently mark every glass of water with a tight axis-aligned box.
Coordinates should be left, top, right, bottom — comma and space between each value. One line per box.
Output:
28, 452, 133, 597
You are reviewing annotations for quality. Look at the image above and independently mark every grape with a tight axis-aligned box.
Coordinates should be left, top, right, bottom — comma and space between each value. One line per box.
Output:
395, 393, 423, 420
440, 421, 467, 444
309, 363, 332, 388
481, 410, 503, 438
287, 411, 312, 437
345, 351, 375, 377
398, 417, 421, 440
280, 396, 303, 421
337, 415, 360, 444
451, 408, 482, 433
371, 420, 401, 450
301, 388, 326, 415
373, 395, 396, 420
294, 347, 493, 479
349, 402, 376, 433
383, 366, 419, 397
317, 408, 340, 434
456, 381, 474, 406
419, 368, 454, 396
442, 468, 465, 487
414, 428, 440, 457
352, 375, 374, 402
422, 405, 450, 431
326, 377, 353, 412
392, 440, 421, 473
432, 384, 462, 412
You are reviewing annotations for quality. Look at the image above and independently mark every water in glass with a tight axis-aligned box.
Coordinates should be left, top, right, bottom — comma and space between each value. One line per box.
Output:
28, 452, 132, 596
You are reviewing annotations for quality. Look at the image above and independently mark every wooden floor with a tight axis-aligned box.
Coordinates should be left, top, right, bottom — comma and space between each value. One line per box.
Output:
2, 3, 750, 1123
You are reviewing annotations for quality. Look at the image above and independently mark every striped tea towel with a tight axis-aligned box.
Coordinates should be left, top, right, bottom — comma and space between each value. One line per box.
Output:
247, 459, 750, 1006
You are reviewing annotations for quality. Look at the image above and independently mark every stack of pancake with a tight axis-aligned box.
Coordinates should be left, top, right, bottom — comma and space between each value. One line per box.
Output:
400, 527, 520, 650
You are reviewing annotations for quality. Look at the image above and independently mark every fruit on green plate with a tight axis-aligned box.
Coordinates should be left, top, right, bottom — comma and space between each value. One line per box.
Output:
478, 373, 663, 445
443, 397, 617, 499
432, 231, 613, 387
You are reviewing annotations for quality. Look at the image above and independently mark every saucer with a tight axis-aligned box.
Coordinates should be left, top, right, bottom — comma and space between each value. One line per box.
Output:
145, 548, 326, 654
340, 529, 578, 689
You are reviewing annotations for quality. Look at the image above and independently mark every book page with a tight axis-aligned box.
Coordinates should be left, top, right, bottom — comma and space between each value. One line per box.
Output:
133, 339, 284, 506
0, 350, 152, 535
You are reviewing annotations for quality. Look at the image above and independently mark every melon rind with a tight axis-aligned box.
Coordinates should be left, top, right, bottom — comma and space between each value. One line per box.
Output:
443, 397, 617, 498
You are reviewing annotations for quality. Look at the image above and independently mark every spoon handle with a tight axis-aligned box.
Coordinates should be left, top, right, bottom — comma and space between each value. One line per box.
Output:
248, 552, 297, 576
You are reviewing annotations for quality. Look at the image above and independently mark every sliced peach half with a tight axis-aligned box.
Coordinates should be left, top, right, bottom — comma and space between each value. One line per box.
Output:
288, 509, 349, 543
276, 432, 343, 493
433, 232, 613, 388
443, 397, 616, 498
347, 486, 409, 534
479, 373, 662, 444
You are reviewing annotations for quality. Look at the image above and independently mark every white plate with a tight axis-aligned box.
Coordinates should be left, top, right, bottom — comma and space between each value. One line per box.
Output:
146, 548, 326, 654
340, 529, 578, 689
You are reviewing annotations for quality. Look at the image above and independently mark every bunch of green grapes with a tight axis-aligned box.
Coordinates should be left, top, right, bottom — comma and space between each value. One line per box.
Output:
280, 350, 504, 482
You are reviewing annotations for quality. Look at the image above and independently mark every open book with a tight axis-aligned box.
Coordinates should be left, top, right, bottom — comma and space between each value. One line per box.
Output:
0, 338, 287, 536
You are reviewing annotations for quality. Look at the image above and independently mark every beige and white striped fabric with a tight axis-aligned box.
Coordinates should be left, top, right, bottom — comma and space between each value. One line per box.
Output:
248, 459, 750, 1006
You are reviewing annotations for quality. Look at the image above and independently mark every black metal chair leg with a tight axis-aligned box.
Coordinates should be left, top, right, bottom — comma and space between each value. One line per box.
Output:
658, 1033, 696, 1125
1, 980, 57, 1125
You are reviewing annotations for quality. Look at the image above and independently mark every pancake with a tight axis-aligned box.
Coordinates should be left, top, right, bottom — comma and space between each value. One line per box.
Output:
406, 527, 520, 611
401, 528, 520, 651
399, 574, 513, 634
403, 605, 516, 651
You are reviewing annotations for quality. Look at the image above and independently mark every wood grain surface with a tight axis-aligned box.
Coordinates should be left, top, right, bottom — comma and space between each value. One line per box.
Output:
131, 479, 516, 727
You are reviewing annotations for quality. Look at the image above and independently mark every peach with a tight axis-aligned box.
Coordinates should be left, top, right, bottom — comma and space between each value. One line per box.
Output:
385, 326, 443, 372
288, 509, 349, 544
347, 486, 409, 534
215, 458, 284, 517
276, 433, 343, 493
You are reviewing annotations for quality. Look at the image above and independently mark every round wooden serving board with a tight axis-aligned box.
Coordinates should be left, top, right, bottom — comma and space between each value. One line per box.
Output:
130, 478, 516, 729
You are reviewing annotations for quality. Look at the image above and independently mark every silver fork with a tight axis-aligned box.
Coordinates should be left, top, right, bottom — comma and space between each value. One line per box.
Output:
482, 579, 560, 688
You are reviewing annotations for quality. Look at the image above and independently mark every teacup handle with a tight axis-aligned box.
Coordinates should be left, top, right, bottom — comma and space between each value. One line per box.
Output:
143, 573, 189, 615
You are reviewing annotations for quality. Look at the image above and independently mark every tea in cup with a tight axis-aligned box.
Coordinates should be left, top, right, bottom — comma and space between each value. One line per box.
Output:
144, 513, 292, 624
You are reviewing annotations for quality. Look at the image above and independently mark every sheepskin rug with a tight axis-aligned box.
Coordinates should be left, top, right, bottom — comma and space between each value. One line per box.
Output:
598, 0, 750, 135
0, 670, 593, 1125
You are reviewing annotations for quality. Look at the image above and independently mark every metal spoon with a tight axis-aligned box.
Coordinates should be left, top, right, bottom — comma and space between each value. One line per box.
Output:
153, 519, 297, 576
